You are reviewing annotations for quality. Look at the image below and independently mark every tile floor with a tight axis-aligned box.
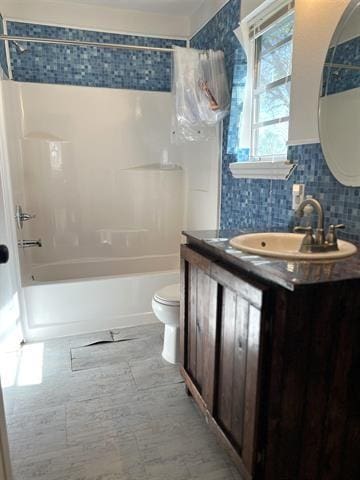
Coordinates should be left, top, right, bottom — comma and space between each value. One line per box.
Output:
2, 323, 241, 480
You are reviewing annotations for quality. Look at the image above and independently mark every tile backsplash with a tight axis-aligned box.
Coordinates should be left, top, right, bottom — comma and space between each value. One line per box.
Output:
191, 0, 360, 243
222, 143, 360, 242
7, 21, 186, 91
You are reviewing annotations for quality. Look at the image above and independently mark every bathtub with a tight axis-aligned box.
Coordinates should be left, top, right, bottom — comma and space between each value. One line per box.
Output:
22, 254, 179, 341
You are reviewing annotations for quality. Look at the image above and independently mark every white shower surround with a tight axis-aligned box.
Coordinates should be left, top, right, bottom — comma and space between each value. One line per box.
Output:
2, 82, 219, 341
18, 84, 185, 267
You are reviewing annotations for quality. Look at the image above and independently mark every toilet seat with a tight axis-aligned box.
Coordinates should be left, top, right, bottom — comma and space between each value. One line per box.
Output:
154, 283, 180, 306
152, 283, 180, 364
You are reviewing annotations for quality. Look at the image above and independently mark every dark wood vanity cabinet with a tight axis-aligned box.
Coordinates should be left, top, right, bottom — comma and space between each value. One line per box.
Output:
180, 245, 270, 479
214, 266, 268, 477
182, 252, 217, 409
180, 243, 360, 480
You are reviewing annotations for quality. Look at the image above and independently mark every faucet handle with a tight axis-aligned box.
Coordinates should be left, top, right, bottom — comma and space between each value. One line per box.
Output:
326, 224, 345, 248
327, 224, 345, 234
294, 226, 315, 252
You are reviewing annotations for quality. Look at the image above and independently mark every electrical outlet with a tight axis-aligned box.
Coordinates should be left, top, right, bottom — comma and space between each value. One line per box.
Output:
292, 184, 305, 210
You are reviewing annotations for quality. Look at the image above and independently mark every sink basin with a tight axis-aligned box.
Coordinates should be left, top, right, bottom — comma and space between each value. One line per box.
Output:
229, 232, 357, 261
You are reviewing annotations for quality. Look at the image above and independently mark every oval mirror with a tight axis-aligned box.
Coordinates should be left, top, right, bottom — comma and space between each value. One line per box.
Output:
319, 0, 360, 186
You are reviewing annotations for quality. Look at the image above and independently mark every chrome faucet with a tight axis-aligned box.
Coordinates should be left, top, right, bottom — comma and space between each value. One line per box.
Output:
294, 198, 345, 253
18, 239, 42, 248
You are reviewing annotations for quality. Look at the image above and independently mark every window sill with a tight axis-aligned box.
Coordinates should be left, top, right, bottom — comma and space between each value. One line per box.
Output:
229, 160, 296, 180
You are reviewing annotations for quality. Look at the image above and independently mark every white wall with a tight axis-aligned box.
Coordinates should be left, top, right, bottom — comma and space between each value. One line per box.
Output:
0, 82, 31, 285
190, 0, 230, 36
239, 0, 351, 145
0, 390, 12, 480
179, 130, 220, 231
0, 80, 25, 350
0, 0, 189, 38
0, 0, 235, 39
240, 0, 265, 20
289, 0, 350, 144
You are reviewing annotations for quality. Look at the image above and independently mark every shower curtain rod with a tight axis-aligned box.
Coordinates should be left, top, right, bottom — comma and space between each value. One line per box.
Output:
0, 34, 175, 53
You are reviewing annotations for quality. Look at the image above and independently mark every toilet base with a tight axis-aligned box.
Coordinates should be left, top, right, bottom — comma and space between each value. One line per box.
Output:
162, 324, 179, 364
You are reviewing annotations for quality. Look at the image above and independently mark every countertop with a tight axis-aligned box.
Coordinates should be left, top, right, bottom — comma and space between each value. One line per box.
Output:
183, 230, 360, 291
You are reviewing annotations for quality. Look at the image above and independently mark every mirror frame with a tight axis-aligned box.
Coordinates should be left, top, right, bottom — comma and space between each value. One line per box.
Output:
318, 0, 360, 187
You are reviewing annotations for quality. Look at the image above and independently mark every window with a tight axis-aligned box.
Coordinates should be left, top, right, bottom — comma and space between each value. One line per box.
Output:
251, 9, 294, 160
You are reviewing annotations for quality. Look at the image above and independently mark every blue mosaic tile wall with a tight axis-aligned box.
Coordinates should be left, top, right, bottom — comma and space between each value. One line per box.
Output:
191, 0, 275, 231
324, 35, 360, 95
0, 15, 8, 77
191, 0, 360, 243
7, 21, 186, 91
191, 0, 243, 152
274, 144, 360, 242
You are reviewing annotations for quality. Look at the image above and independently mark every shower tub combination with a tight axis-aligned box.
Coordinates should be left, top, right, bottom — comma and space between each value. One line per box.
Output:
23, 255, 179, 341
6, 85, 186, 341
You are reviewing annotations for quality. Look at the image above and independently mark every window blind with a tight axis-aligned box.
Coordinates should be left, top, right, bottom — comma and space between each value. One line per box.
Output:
249, 0, 295, 39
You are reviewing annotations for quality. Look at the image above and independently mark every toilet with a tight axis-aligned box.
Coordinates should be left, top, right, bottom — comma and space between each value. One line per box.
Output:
152, 283, 180, 364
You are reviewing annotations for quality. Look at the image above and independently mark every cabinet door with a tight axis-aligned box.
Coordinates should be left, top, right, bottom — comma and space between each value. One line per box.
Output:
212, 264, 269, 478
180, 246, 218, 411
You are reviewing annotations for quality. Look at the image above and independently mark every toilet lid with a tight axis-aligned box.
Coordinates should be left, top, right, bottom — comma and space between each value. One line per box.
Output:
154, 283, 180, 306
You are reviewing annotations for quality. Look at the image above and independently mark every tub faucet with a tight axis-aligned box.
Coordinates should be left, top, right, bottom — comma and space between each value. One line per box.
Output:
18, 239, 42, 248
294, 198, 326, 253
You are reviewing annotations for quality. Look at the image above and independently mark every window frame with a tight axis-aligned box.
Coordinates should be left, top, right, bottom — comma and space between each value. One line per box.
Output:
250, 9, 295, 161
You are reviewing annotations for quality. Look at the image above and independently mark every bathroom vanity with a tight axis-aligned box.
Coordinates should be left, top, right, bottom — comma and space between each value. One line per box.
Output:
180, 230, 360, 480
